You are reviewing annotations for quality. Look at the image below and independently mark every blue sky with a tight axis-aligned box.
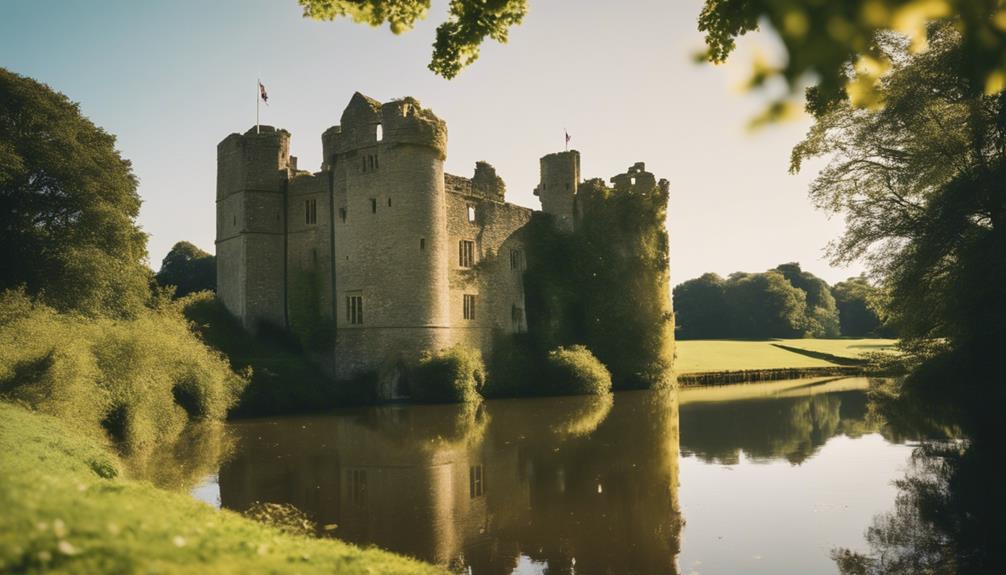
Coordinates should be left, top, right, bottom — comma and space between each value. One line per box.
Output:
0, 0, 863, 286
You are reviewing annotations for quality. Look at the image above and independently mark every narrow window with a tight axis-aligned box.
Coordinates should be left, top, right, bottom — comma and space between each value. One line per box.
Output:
233, 215, 236, 226
374, 155, 379, 169
361, 157, 367, 173
368, 155, 375, 171
630, 176, 636, 186
510, 248, 523, 270
346, 295, 363, 325
469, 465, 485, 498
467, 205, 476, 223
419, 238, 425, 250
463, 294, 476, 320
339, 207, 347, 222
387, 197, 392, 207
370, 198, 377, 214
375, 124, 383, 141
459, 240, 475, 268
305, 199, 317, 225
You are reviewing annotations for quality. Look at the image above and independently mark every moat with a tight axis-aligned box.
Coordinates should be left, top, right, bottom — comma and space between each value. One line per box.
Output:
193, 378, 927, 574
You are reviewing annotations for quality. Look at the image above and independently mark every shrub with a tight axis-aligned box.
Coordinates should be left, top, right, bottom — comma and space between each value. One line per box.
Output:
0, 289, 245, 455
483, 334, 540, 398
543, 345, 612, 396
410, 345, 485, 403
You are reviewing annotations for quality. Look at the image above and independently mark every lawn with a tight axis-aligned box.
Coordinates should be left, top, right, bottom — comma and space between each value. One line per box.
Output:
674, 338, 897, 374
774, 338, 899, 360
0, 401, 446, 575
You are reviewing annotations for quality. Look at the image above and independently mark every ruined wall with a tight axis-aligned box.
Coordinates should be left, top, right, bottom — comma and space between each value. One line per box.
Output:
446, 165, 532, 358
215, 126, 290, 331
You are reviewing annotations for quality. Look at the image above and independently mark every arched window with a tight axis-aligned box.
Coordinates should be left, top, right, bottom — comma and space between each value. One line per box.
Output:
375, 124, 383, 141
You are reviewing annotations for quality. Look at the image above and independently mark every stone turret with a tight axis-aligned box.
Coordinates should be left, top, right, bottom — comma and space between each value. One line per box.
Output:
535, 150, 580, 232
324, 93, 452, 384
215, 126, 291, 331
610, 161, 657, 192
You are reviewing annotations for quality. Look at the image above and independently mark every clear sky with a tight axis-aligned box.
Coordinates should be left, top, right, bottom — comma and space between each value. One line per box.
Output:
0, 0, 864, 286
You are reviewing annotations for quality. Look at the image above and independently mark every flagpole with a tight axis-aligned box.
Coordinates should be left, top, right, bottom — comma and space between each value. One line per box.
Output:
256, 79, 260, 134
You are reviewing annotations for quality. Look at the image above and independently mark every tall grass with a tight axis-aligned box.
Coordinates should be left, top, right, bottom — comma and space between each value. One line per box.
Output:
0, 289, 245, 456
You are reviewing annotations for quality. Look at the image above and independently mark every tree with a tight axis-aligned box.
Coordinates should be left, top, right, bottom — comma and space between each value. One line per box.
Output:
832, 276, 887, 337
699, 1, 1006, 121
0, 68, 150, 317
723, 271, 808, 338
156, 241, 216, 298
299, 0, 527, 78
791, 26, 1005, 357
673, 273, 730, 339
774, 262, 841, 337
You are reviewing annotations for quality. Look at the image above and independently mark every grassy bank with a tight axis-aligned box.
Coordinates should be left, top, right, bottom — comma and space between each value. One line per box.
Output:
675, 338, 898, 385
0, 401, 445, 574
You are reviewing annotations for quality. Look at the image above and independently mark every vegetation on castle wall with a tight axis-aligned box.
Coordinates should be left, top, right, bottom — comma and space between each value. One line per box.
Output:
287, 267, 336, 353
520, 177, 674, 390
409, 345, 486, 404
179, 291, 359, 417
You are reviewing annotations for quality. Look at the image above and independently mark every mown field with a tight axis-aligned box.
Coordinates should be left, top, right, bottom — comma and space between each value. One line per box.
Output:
674, 338, 898, 374
0, 402, 446, 575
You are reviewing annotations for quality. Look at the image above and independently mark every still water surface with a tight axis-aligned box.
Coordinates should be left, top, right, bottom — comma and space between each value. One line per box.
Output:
195, 378, 921, 574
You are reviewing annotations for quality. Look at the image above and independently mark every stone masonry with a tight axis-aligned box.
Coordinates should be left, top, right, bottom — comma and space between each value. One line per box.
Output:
216, 92, 655, 398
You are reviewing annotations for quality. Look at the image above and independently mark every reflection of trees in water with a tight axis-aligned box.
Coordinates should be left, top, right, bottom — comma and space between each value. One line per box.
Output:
217, 390, 681, 575
126, 421, 233, 491
680, 390, 882, 464
833, 378, 1006, 574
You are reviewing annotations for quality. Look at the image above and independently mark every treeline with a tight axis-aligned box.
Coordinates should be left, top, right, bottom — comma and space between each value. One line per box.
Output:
673, 263, 891, 340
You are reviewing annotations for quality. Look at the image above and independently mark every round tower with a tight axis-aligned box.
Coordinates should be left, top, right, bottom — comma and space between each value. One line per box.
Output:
536, 150, 580, 232
328, 93, 450, 385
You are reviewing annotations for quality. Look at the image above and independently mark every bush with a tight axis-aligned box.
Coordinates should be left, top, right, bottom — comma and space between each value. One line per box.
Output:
178, 291, 357, 416
543, 345, 612, 396
0, 289, 245, 455
410, 345, 485, 403
483, 334, 540, 398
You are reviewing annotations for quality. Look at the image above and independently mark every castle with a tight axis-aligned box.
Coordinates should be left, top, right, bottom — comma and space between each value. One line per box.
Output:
216, 92, 661, 396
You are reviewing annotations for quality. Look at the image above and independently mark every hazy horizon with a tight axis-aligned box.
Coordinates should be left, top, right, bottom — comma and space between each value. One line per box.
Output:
0, 0, 864, 287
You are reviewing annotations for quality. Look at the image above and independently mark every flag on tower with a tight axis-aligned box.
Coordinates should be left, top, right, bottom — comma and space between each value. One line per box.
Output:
565, 130, 571, 151
258, 81, 269, 105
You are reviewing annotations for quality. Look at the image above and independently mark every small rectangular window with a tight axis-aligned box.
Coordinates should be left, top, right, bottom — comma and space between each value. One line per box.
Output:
370, 198, 377, 214
419, 238, 425, 250
467, 205, 476, 223
510, 248, 523, 270
463, 294, 476, 320
387, 197, 392, 207
339, 207, 347, 222
469, 464, 485, 498
361, 157, 367, 173
459, 240, 475, 268
346, 295, 363, 325
305, 199, 317, 225
374, 155, 379, 169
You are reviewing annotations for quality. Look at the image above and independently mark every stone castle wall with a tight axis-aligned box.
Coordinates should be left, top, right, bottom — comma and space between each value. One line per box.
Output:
216, 92, 653, 397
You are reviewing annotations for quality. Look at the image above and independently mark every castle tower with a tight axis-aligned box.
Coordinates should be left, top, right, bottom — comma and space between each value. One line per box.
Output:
535, 150, 580, 232
323, 93, 451, 383
216, 126, 291, 331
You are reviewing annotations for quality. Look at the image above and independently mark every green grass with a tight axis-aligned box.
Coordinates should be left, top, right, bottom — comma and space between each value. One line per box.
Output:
774, 338, 899, 360
0, 401, 446, 575
674, 338, 896, 374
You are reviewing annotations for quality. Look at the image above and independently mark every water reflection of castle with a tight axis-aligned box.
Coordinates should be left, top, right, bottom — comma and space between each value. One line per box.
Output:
219, 392, 682, 574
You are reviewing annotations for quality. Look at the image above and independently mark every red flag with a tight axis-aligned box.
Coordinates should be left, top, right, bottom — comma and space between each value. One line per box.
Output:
258, 81, 269, 105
